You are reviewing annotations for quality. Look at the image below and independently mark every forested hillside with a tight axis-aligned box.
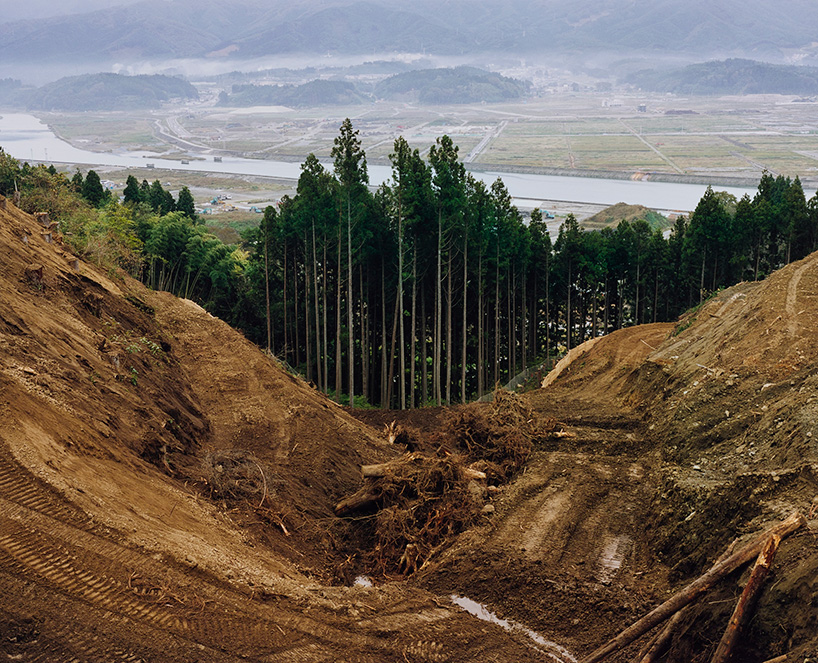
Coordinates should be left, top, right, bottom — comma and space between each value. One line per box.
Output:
219, 80, 368, 108
25, 73, 198, 111
627, 59, 818, 95
2, 121, 817, 409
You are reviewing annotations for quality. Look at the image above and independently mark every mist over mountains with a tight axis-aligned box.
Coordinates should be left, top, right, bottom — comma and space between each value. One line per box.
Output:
2, 0, 818, 82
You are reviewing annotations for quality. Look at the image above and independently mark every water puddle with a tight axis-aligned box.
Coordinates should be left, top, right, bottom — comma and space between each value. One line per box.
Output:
450, 595, 576, 663
353, 575, 373, 588
597, 534, 632, 585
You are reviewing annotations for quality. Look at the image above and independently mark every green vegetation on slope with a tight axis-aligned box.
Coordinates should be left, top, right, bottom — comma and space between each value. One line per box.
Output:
26, 73, 199, 111
584, 203, 670, 231
219, 80, 369, 108
627, 59, 818, 96
375, 67, 530, 104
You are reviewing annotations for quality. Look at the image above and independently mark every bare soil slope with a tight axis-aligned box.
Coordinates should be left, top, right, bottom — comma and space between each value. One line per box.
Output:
415, 261, 818, 662
0, 197, 545, 662
3, 190, 817, 662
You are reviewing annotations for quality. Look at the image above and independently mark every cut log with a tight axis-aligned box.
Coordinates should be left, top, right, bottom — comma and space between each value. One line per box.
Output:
361, 463, 389, 478
710, 534, 781, 663
637, 609, 686, 663
362, 462, 486, 480
578, 511, 806, 663
334, 489, 379, 516
637, 534, 742, 663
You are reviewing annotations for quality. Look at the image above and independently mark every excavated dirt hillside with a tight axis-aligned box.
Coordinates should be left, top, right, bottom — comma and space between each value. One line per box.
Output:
0, 197, 548, 661
3, 191, 817, 663
414, 258, 818, 662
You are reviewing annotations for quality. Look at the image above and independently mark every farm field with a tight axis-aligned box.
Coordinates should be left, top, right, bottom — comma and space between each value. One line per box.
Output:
38, 93, 818, 185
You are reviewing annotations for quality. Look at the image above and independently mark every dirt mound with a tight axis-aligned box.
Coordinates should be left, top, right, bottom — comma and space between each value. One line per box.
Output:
522, 256, 818, 660
0, 198, 558, 661
583, 202, 667, 230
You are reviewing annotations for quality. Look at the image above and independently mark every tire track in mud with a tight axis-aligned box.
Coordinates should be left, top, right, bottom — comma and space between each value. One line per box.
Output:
0, 505, 355, 656
0, 487, 478, 661
786, 260, 810, 338
492, 447, 646, 581
0, 447, 93, 528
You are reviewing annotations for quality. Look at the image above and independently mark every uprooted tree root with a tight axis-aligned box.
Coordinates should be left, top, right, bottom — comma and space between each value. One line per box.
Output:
363, 453, 482, 577
337, 389, 569, 579
186, 449, 293, 536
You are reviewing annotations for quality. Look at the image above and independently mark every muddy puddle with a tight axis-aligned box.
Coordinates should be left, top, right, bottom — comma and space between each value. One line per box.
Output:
450, 595, 576, 662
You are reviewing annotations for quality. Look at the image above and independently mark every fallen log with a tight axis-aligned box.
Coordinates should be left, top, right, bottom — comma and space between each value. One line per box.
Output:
710, 534, 781, 663
761, 656, 788, 663
578, 511, 806, 663
636, 609, 685, 663
334, 489, 379, 516
637, 535, 742, 663
361, 462, 486, 480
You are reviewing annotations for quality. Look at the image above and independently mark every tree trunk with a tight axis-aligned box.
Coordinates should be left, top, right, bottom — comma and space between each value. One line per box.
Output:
446, 248, 452, 405
295, 243, 302, 368
410, 246, 417, 409
397, 206, 406, 410
264, 226, 272, 353
435, 209, 443, 406
347, 196, 354, 408
303, 232, 311, 382
461, 228, 468, 404
283, 241, 289, 365
578, 512, 806, 663
386, 278, 401, 409
312, 223, 322, 391
494, 243, 500, 388
477, 249, 484, 398
421, 287, 428, 406
360, 262, 368, 403
566, 261, 572, 352
635, 257, 641, 325
335, 222, 342, 402
381, 253, 388, 407
710, 534, 781, 663
545, 254, 550, 360
323, 242, 329, 395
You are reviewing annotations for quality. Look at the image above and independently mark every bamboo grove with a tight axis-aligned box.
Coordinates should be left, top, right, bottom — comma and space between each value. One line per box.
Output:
3, 123, 818, 410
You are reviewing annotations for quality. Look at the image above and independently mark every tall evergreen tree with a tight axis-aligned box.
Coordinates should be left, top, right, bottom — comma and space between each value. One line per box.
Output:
176, 186, 196, 219
82, 170, 107, 208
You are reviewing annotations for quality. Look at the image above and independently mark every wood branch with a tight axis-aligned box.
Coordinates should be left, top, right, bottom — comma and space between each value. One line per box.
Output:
334, 489, 379, 516
578, 511, 806, 663
361, 462, 486, 480
637, 609, 686, 663
636, 534, 742, 663
710, 534, 781, 663
761, 655, 788, 663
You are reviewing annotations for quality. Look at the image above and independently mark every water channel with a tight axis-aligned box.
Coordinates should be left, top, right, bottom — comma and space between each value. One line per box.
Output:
0, 112, 770, 212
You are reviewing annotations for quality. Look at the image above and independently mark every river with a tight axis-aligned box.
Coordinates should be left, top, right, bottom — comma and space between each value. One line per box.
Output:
0, 112, 768, 212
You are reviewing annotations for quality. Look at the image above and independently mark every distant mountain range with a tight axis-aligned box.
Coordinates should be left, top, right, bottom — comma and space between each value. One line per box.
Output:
216, 66, 530, 107
627, 59, 818, 96
2, 0, 818, 68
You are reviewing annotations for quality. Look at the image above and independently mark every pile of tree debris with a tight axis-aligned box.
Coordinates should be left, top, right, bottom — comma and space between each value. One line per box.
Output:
335, 390, 572, 578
